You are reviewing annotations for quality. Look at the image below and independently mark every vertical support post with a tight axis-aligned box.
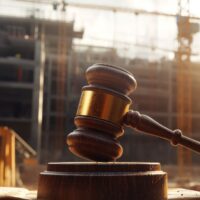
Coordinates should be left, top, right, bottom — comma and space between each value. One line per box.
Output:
0, 129, 4, 186
55, 18, 67, 156
44, 56, 52, 161
66, 50, 72, 130
176, 0, 192, 179
168, 62, 173, 129
0, 127, 16, 186
31, 27, 45, 161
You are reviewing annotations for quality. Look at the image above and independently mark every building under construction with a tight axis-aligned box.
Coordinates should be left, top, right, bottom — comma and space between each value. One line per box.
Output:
0, 0, 200, 194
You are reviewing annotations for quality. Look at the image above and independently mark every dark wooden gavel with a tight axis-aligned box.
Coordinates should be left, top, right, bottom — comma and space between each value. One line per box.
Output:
67, 63, 200, 162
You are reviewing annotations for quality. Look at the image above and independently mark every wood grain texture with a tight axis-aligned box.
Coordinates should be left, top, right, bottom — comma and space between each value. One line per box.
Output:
124, 110, 200, 154
67, 64, 200, 162
67, 64, 137, 161
168, 188, 200, 200
86, 63, 137, 95
0, 127, 16, 186
37, 162, 168, 200
1, 187, 200, 199
0, 187, 37, 200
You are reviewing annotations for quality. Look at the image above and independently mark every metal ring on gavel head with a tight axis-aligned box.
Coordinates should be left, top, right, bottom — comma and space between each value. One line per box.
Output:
67, 63, 200, 161
67, 63, 137, 161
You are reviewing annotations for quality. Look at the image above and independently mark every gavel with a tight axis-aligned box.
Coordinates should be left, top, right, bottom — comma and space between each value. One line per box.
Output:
67, 63, 200, 162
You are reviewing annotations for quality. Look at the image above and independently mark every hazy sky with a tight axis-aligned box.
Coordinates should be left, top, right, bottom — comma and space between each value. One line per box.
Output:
1, 0, 200, 60
65, 0, 200, 60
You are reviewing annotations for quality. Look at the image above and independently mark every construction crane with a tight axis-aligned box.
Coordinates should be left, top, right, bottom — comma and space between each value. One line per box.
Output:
55, 0, 68, 155
11, 0, 200, 175
10, 1, 200, 57
47, 1, 200, 178
12, 0, 200, 20
176, 0, 199, 181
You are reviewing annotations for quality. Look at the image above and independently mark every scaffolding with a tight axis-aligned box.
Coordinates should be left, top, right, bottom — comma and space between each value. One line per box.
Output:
0, 1, 200, 170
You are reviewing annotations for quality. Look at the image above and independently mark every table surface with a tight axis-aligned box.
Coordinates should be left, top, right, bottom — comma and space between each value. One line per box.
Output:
0, 187, 200, 200
169, 188, 200, 200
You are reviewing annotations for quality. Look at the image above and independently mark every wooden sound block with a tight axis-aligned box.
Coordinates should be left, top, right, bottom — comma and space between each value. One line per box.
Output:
37, 162, 168, 200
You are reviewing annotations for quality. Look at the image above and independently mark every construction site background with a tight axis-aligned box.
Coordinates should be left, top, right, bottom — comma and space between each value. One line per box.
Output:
0, 0, 200, 190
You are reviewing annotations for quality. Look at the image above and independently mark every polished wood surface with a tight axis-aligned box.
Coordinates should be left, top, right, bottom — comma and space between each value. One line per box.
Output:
38, 162, 167, 200
1, 186, 200, 200
67, 128, 123, 161
0, 127, 15, 186
124, 110, 200, 154
86, 63, 137, 95
67, 64, 137, 161
67, 63, 200, 162
0, 187, 37, 200
169, 188, 200, 200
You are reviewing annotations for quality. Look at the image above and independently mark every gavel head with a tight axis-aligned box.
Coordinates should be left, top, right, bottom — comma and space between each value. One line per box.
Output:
67, 64, 137, 161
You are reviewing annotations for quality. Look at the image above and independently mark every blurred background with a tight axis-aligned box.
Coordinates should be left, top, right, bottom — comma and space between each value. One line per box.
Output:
0, 0, 200, 191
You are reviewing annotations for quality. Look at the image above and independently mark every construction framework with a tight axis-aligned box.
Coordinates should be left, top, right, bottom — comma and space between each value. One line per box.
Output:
0, 1, 200, 172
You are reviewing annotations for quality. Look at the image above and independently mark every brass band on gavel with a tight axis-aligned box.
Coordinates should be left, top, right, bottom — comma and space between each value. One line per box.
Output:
76, 87, 131, 126
67, 63, 200, 162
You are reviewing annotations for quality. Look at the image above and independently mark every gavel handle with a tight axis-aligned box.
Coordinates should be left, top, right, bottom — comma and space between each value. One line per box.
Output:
124, 110, 200, 154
